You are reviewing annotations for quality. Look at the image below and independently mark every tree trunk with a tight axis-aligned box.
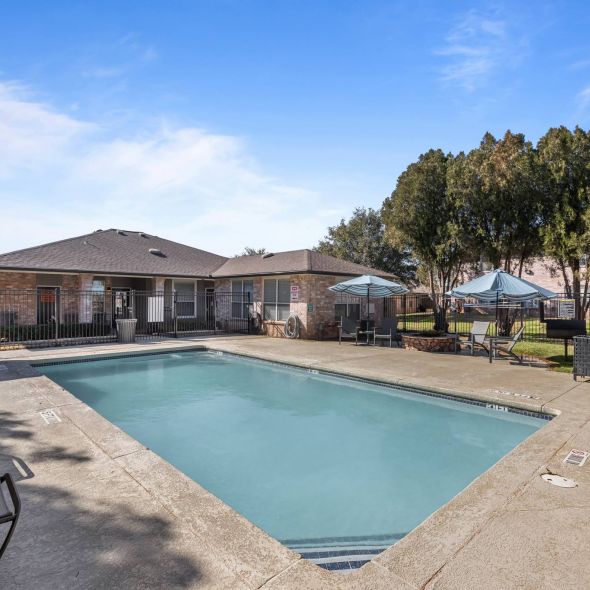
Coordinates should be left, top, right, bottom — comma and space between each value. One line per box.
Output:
558, 258, 572, 298
517, 255, 525, 278
583, 269, 590, 318
572, 258, 581, 319
497, 307, 518, 337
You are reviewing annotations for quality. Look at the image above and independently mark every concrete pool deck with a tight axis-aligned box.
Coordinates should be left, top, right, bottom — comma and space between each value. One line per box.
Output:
0, 335, 589, 589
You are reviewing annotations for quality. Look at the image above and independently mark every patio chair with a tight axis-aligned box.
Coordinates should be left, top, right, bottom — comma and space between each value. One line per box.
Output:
374, 318, 401, 347
0, 473, 21, 560
490, 327, 525, 363
338, 316, 359, 345
461, 321, 491, 356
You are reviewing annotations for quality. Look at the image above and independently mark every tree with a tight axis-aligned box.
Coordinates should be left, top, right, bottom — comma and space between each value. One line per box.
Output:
237, 247, 267, 257
449, 131, 548, 275
382, 149, 469, 330
538, 126, 590, 318
315, 207, 416, 283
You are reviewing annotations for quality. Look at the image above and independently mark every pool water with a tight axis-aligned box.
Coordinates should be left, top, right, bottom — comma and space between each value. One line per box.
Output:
39, 351, 545, 570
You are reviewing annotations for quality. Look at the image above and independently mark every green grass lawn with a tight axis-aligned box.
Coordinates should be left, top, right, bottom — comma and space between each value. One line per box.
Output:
513, 340, 573, 373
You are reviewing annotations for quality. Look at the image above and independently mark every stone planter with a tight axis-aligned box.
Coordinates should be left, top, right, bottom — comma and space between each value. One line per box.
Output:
401, 333, 457, 353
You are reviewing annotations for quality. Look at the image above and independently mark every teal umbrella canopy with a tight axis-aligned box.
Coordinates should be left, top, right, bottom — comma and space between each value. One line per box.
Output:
329, 275, 408, 297
446, 269, 557, 302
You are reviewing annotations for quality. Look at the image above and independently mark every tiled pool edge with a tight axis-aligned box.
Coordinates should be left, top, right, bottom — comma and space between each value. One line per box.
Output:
6, 339, 588, 589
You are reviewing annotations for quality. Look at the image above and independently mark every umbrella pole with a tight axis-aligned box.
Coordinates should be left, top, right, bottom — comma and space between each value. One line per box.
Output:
495, 292, 499, 336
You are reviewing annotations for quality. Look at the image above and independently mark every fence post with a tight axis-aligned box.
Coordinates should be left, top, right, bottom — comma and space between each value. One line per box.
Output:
402, 295, 407, 332
247, 291, 251, 334
213, 291, 217, 335
173, 291, 178, 337
54, 287, 59, 344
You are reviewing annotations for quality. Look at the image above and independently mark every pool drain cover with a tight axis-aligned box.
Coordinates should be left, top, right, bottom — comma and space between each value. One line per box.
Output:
541, 473, 577, 488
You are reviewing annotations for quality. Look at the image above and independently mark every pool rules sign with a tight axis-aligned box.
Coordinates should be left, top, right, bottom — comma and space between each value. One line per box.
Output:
558, 299, 575, 319
290, 285, 299, 302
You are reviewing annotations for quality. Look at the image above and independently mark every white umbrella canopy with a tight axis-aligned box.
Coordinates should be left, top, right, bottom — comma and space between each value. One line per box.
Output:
329, 275, 408, 322
329, 274, 408, 297
447, 268, 557, 337
446, 269, 557, 302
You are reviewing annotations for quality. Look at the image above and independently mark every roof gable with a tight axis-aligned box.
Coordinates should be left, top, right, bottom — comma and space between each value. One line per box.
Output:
212, 249, 392, 278
0, 229, 228, 278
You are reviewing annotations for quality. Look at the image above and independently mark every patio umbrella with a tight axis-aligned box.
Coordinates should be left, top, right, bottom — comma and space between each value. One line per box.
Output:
446, 269, 557, 302
329, 275, 408, 322
446, 269, 557, 337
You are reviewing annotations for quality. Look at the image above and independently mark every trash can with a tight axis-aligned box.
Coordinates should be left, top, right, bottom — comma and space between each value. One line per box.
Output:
116, 319, 137, 343
574, 335, 590, 381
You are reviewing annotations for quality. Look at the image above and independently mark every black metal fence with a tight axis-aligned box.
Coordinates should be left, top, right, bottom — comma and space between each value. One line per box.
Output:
0, 289, 253, 350
383, 292, 587, 342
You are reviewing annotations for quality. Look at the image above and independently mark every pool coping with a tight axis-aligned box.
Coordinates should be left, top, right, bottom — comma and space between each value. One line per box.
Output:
3, 338, 590, 589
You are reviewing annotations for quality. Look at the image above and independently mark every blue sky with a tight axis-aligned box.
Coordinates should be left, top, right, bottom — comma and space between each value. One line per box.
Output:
1, 0, 589, 256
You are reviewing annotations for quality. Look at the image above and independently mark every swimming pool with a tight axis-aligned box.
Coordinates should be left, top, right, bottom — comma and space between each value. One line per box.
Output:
38, 350, 546, 571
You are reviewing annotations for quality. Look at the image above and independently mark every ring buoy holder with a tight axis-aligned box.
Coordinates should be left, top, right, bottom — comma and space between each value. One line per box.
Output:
284, 314, 300, 339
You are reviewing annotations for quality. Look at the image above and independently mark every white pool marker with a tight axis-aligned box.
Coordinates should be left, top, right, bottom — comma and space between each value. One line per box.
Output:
486, 403, 508, 412
564, 449, 589, 467
216, 351, 223, 356
39, 409, 62, 424
308, 369, 319, 374
541, 473, 577, 488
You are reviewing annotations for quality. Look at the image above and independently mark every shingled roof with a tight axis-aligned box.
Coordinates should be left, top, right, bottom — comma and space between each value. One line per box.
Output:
0, 232, 392, 280
212, 249, 392, 278
0, 229, 228, 278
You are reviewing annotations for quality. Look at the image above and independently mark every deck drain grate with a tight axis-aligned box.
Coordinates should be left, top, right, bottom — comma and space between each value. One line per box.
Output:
39, 409, 62, 424
564, 449, 589, 467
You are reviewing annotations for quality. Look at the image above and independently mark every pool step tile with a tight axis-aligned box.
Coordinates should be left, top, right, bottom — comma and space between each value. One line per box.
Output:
283, 534, 404, 572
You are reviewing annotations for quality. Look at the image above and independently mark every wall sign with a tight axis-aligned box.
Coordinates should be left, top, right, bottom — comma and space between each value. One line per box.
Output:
40, 292, 56, 303
290, 285, 300, 302
558, 299, 575, 319
307, 303, 314, 312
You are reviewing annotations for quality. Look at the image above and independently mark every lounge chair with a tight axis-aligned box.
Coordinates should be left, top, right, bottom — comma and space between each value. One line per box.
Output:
338, 316, 359, 345
460, 321, 491, 356
0, 472, 21, 559
489, 327, 525, 363
374, 318, 401, 347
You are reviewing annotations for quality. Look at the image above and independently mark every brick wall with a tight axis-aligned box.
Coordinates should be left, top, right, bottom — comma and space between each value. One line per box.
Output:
0, 272, 37, 325
0, 271, 37, 290
213, 274, 386, 340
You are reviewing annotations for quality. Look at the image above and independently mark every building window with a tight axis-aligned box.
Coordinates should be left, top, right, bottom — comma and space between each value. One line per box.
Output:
232, 280, 253, 318
91, 279, 105, 316
175, 281, 195, 317
263, 279, 290, 321
335, 302, 360, 321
